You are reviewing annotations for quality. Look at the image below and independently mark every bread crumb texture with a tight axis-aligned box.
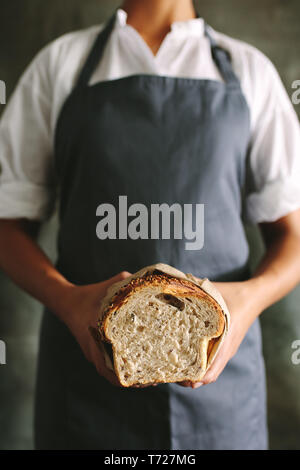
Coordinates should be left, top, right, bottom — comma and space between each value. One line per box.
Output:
99, 273, 225, 387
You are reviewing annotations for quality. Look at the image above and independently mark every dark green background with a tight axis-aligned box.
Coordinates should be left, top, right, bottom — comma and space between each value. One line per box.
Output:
0, 0, 299, 450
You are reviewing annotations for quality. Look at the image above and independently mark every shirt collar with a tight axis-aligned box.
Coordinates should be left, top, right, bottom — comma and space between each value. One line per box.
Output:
115, 8, 205, 37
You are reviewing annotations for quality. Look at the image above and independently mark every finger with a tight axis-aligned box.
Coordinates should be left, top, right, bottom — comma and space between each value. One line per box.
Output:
119, 271, 132, 280
131, 382, 159, 388
108, 271, 132, 285
97, 365, 121, 387
97, 271, 132, 301
201, 332, 235, 385
177, 381, 204, 389
93, 352, 121, 386
177, 381, 193, 387
89, 328, 122, 387
94, 350, 122, 387
201, 360, 223, 384
191, 382, 204, 389
201, 353, 227, 384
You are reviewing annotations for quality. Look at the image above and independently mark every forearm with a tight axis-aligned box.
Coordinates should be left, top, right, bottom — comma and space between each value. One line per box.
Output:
212, 212, 300, 325
0, 219, 74, 320
251, 229, 300, 312
0, 218, 126, 385
198, 218, 300, 385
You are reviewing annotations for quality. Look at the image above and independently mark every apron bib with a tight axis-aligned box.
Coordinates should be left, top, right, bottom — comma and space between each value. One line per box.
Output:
34, 14, 268, 450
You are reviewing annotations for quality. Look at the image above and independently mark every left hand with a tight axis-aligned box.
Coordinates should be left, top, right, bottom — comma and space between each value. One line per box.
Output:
178, 279, 263, 389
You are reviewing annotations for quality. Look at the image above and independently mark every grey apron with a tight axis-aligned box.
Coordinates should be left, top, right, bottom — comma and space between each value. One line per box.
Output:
34, 14, 268, 450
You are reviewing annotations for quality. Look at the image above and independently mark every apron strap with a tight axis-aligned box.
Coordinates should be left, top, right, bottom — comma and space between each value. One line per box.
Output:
204, 24, 240, 86
75, 12, 117, 88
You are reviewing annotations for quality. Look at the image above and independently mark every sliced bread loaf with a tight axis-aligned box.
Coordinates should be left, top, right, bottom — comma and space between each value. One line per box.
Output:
96, 264, 229, 387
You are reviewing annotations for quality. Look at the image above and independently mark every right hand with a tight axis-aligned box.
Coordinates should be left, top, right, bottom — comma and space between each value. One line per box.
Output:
59, 271, 132, 387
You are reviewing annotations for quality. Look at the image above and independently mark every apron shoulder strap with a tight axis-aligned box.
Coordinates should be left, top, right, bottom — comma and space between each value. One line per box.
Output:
204, 24, 240, 86
75, 13, 117, 88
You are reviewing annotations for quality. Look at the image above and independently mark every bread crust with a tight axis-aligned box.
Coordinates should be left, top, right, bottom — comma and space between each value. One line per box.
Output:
98, 273, 225, 343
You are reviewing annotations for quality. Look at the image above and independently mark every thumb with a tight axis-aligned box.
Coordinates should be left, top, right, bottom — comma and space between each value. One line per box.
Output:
88, 326, 121, 387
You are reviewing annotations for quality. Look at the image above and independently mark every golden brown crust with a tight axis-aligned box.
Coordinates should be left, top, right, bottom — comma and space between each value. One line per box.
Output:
207, 337, 218, 361
97, 272, 225, 345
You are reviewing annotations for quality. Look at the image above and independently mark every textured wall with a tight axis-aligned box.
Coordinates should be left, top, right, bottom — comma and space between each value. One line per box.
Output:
0, 0, 299, 450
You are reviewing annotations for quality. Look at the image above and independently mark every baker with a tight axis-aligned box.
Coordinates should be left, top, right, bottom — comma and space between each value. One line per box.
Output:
0, 0, 300, 450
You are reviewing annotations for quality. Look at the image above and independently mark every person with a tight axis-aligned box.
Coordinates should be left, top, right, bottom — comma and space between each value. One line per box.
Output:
0, 0, 300, 451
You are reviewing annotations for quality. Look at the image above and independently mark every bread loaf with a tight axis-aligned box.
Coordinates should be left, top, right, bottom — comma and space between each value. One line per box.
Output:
96, 264, 230, 387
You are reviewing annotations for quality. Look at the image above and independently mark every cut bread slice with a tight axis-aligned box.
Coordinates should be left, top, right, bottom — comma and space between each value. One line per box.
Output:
96, 264, 230, 387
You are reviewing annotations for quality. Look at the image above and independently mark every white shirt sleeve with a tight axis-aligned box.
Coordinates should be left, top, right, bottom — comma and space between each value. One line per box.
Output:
244, 50, 300, 224
0, 45, 56, 221
0, 26, 101, 221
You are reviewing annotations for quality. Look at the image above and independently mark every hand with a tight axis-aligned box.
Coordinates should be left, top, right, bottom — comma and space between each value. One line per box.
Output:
59, 271, 132, 387
179, 278, 263, 389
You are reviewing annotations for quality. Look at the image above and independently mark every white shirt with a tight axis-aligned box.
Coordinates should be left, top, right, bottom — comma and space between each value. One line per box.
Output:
0, 8, 299, 223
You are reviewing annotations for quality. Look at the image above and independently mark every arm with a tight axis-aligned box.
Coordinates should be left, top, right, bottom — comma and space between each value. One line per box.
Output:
0, 218, 131, 386
182, 208, 300, 388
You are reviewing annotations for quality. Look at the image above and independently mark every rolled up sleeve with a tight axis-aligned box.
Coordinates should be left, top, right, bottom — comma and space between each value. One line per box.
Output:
245, 56, 300, 224
0, 47, 57, 221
